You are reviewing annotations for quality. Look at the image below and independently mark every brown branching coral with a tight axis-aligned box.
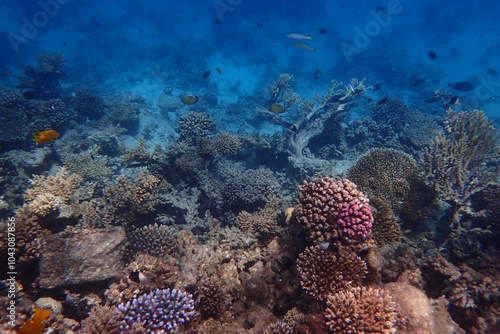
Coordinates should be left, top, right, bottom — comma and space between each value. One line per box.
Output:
128, 223, 179, 258
195, 275, 225, 319
122, 137, 153, 164
79, 305, 122, 334
262, 73, 301, 110
61, 145, 113, 180
370, 196, 402, 247
423, 109, 499, 206
237, 198, 282, 241
296, 246, 367, 301
346, 148, 435, 227
325, 286, 398, 334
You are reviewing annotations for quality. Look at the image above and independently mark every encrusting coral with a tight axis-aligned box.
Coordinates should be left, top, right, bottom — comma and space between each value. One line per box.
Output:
297, 177, 373, 244
296, 245, 367, 301
325, 286, 398, 334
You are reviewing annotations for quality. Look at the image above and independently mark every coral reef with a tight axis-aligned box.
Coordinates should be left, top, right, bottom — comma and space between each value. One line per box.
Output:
296, 246, 367, 301
423, 109, 499, 206
177, 111, 216, 143
297, 177, 373, 244
117, 288, 195, 333
346, 148, 435, 227
79, 305, 122, 334
237, 198, 282, 241
67, 89, 105, 121
325, 286, 398, 333
61, 144, 113, 180
18, 51, 65, 99
195, 275, 225, 319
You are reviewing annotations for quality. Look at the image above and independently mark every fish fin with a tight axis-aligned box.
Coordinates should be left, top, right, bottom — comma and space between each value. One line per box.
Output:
33, 134, 40, 144
312, 48, 317, 53
309, 36, 314, 40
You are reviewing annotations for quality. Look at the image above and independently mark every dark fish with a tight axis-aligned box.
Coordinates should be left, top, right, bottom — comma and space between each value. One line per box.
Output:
428, 50, 437, 60
425, 97, 438, 103
202, 70, 211, 79
373, 83, 383, 91
216, 68, 222, 75
349, 103, 360, 108
22, 90, 36, 99
448, 81, 474, 92
62, 41, 66, 46
318, 28, 327, 34
450, 96, 459, 104
95, 22, 101, 27
376, 5, 390, 16
409, 78, 425, 86
257, 23, 260, 28
314, 69, 321, 79
377, 97, 388, 105
214, 19, 222, 25
431, 109, 440, 115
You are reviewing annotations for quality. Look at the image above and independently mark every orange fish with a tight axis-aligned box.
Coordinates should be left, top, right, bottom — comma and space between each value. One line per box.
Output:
33, 130, 59, 144
18, 307, 52, 334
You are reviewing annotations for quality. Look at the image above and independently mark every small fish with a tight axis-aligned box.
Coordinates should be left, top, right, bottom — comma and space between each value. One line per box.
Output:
33, 130, 59, 144
409, 78, 425, 86
348, 102, 360, 108
182, 95, 198, 105
216, 68, 222, 75
286, 33, 313, 41
425, 97, 438, 103
257, 23, 260, 28
348, 82, 355, 93
62, 41, 66, 46
269, 103, 285, 114
290, 43, 316, 53
450, 96, 459, 105
2, 72, 10, 77
373, 83, 383, 91
318, 28, 327, 34
428, 50, 437, 60
18, 307, 52, 334
214, 19, 222, 25
314, 69, 321, 79
486, 68, 498, 78
202, 70, 211, 79
448, 81, 474, 92
377, 97, 388, 105
290, 124, 299, 131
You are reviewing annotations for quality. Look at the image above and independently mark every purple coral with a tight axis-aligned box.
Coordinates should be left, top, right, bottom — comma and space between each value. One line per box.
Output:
337, 200, 373, 239
117, 288, 195, 333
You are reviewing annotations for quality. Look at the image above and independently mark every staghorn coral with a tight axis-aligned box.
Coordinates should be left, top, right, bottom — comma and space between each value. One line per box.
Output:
297, 177, 372, 244
121, 137, 153, 164
237, 198, 283, 241
423, 109, 499, 206
296, 246, 367, 301
370, 197, 402, 247
128, 223, 179, 258
117, 288, 196, 333
346, 148, 435, 227
262, 73, 301, 109
79, 305, 122, 334
325, 286, 398, 334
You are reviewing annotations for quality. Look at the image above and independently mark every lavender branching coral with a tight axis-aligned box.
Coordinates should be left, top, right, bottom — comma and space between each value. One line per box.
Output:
117, 288, 195, 333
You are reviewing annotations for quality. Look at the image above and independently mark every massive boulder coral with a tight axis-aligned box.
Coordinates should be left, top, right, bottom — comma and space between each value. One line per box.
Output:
297, 177, 373, 244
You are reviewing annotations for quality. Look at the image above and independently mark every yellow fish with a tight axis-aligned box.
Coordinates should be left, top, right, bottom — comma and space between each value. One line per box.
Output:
290, 43, 316, 53
182, 95, 198, 105
18, 307, 52, 334
269, 103, 285, 114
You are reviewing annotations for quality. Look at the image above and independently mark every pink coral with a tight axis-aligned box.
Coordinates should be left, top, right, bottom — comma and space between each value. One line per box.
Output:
297, 177, 372, 244
337, 201, 373, 239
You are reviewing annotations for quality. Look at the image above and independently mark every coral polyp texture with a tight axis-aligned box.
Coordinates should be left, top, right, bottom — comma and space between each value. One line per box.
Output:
296, 246, 367, 301
325, 286, 398, 334
297, 177, 373, 244
117, 288, 195, 333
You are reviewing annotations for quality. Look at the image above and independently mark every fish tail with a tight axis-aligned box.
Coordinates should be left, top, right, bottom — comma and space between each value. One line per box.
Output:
33, 134, 40, 144
312, 48, 317, 53
309, 36, 314, 41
